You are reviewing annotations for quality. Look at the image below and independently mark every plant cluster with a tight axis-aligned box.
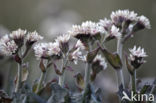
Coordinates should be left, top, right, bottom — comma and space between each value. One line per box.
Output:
0, 10, 155, 103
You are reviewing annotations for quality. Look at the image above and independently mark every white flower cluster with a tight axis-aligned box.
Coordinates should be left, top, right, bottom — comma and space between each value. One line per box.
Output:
55, 34, 70, 44
137, 15, 151, 29
93, 55, 107, 70
110, 10, 138, 25
98, 10, 150, 39
0, 35, 18, 56
34, 42, 61, 59
68, 21, 100, 37
129, 46, 147, 63
0, 29, 43, 56
26, 31, 43, 43
10, 29, 27, 40
75, 40, 85, 50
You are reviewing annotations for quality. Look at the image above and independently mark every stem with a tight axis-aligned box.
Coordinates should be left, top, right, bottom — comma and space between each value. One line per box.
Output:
36, 72, 45, 93
132, 70, 136, 93
58, 55, 68, 87
117, 37, 125, 89
84, 63, 91, 89
15, 63, 22, 93
82, 43, 92, 103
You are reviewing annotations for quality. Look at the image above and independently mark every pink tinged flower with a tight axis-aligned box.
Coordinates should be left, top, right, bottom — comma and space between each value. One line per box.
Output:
71, 48, 84, 64
10, 28, 27, 40
136, 15, 151, 29
26, 31, 43, 44
81, 21, 100, 36
10, 28, 27, 47
0, 35, 18, 56
68, 21, 100, 37
33, 43, 50, 59
47, 41, 61, 56
75, 40, 85, 50
55, 34, 70, 44
111, 10, 137, 26
98, 18, 113, 33
110, 25, 121, 38
129, 46, 147, 68
93, 55, 107, 70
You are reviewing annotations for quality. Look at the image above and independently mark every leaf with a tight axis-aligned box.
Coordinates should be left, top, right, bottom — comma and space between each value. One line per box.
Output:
125, 53, 134, 75
101, 48, 122, 70
140, 84, 151, 94
21, 63, 29, 82
47, 83, 70, 103
87, 47, 100, 63
74, 73, 84, 90
39, 59, 46, 72
100, 48, 122, 69
53, 62, 62, 75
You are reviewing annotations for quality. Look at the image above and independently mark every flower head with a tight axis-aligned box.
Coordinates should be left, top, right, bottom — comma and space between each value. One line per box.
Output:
0, 35, 18, 56
93, 55, 107, 70
70, 48, 85, 64
55, 34, 70, 53
33, 42, 61, 59
129, 46, 147, 68
55, 34, 70, 44
47, 41, 61, 56
10, 29, 27, 47
110, 25, 121, 38
111, 10, 137, 26
69, 21, 100, 38
75, 40, 85, 50
136, 15, 151, 29
10, 28, 27, 40
98, 18, 113, 33
26, 31, 43, 45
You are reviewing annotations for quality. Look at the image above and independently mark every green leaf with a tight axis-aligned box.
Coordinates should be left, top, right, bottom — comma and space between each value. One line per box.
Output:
87, 47, 100, 63
101, 48, 122, 70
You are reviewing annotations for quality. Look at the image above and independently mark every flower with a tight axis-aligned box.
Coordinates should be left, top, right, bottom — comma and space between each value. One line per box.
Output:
75, 40, 85, 50
110, 25, 121, 38
47, 41, 61, 56
70, 48, 85, 64
93, 55, 107, 70
55, 34, 70, 44
68, 21, 100, 37
0, 35, 18, 56
98, 18, 113, 32
10, 29, 27, 47
33, 42, 61, 59
55, 34, 70, 53
129, 46, 147, 68
136, 15, 151, 29
10, 28, 27, 40
111, 10, 137, 26
26, 31, 43, 45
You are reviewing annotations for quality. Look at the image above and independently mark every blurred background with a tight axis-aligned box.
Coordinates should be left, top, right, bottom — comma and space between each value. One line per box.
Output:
0, 0, 155, 101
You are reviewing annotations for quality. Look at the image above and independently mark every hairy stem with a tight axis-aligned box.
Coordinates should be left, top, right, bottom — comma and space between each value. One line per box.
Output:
15, 63, 22, 93
132, 70, 136, 93
36, 71, 46, 93
84, 63, 91, 89
117, 37, 125, 89
59, 55, 68, 87
82, 43, 92, 103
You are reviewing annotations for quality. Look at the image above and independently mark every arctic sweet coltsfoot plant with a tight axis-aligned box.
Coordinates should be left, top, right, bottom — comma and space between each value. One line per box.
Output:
0, 9, 155, 103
